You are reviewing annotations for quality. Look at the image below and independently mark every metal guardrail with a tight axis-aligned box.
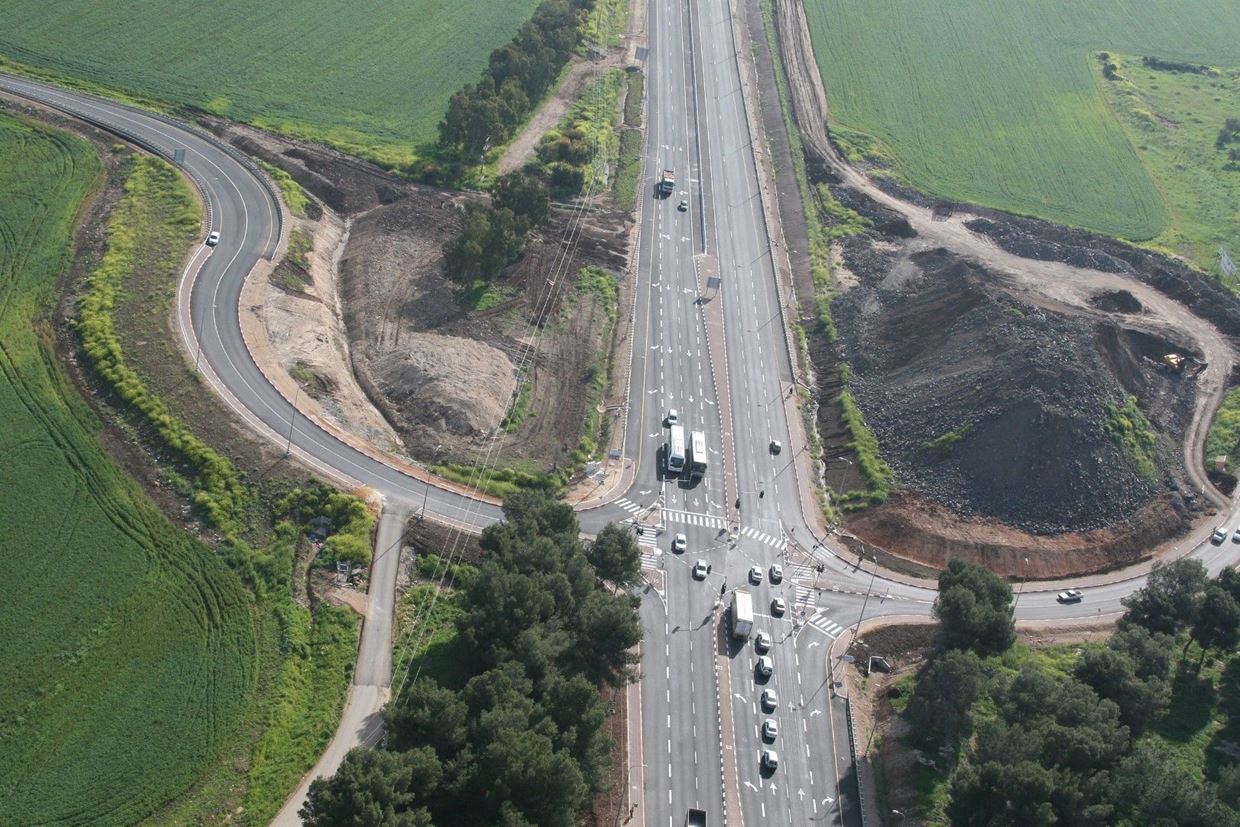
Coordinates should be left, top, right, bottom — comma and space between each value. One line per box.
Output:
845, 697, 869, 827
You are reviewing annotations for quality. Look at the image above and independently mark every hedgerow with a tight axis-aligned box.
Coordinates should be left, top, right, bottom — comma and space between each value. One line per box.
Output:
78, 156, 248, 532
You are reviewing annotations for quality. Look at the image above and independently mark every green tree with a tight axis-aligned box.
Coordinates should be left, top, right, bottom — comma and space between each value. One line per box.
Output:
1110, 741, 1240, 826
946, 760, 1057, 826
568, 588, 641, 685
1107, 624, 1173, 680
492, 172, 549, 230
301, 748, 438, 827
586, 523, 642, 589
1074, 647, 1168, 731
904, 649, 984, 755
384, 679, 469, 759
1191, 585, 1240, 669
933, 559, 1015, 655
1120, 558, 1208, 635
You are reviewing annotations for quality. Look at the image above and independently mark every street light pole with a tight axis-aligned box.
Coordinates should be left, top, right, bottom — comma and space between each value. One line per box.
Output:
1012, 556, 1031, 617
283, 385, 301, 456
420, 444, 444, 521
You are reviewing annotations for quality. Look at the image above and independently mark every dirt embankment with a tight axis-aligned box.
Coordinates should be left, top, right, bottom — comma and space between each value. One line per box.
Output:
205, 117, 632, 472
340, 195, 629, 467
763, 0, 1240, 578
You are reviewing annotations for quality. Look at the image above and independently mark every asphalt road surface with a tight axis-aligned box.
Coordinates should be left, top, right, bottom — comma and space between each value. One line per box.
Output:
6, 1, 1240, 823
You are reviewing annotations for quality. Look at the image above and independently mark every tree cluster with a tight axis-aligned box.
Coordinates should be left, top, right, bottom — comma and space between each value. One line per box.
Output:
933, 559, 1016, 656
443, 172, 550, 283
301, 492, 642, 827
437, 0, 592, 161
904, 559, 1240, 826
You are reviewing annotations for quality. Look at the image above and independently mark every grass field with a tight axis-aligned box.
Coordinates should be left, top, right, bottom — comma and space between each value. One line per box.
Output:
1100, 55, 1240, 275
0, 114, 256, 823
804, 0, 1240, 241
0, 0, 541, 167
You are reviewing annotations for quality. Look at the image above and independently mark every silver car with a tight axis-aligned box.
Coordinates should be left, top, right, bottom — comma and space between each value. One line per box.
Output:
756, 656, 773, 678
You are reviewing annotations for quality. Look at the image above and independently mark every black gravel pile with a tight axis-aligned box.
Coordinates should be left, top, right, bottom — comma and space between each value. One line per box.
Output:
965, 215, 1240, 339
833, 248, 1186, 534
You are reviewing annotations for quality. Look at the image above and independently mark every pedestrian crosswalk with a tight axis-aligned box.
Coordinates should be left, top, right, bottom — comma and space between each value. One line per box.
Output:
795, 583, 816, 606
662, 508, 728, 529
739, 525, 787, 551
615, 497, 645, 515
805, 612, 846, 639
788, 562, 818, 579
639, 534, 661, 570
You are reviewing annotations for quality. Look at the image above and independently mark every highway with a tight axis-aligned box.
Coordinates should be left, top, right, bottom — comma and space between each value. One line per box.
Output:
5, 0, 1240, 823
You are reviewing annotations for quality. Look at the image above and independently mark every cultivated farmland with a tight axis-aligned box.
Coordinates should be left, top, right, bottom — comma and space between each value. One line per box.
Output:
0, 114, 255, 824
803, 0, 1240, 240
0, 0, 541, 166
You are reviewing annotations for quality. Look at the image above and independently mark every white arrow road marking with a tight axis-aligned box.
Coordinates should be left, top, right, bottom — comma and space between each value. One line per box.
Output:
640, 489, 651, 495
823, 797, 835, 805
798, 788, 806, 800
744, 782, 758, 792
808, 641, 820, 649
734, 693, 747, 702
810, 709, 822, 717
649, 389, 659, 394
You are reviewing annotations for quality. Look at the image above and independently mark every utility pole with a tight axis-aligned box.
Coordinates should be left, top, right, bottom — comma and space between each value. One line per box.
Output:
284, 385, 301, 456
1011, 556, 1031, 617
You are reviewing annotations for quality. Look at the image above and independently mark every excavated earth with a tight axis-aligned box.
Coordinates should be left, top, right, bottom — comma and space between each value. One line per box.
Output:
823, 179, 1235, 576
833, 242, 1199, 535
752, 0, 1240, 577
205, 117, 631, 469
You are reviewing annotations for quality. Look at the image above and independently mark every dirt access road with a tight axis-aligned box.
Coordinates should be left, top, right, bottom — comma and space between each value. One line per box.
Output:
771, 0, 1233, 516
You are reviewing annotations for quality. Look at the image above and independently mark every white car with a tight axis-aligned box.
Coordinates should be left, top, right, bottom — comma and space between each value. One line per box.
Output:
1232, 527, 1240, 543
1057, 589, 1084, 604
761, 749, 779, 771
756, 656, 773, 678
1213, 526, 1229, 545
762, 719, 778, 741
771, 598, 787, 617
672, 533, 687, 553
205, 230, 221, 246
761, 689, 778, 711
665, 408, 678, 426
749, 566, 763, 584
769, 564, 784, 584
692, 559, 709, 580
754, 632, 773, 653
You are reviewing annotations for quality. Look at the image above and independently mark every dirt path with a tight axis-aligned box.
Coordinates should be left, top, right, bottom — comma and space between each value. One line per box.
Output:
497, 55, 623, 175
772, 0, 1234, 512
496, 0, 645, 176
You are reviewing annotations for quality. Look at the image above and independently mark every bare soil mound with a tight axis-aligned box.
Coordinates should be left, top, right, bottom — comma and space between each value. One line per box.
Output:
203, 117, 631, 471
340, 193, 627, 466
372, 332, 516, 438
834, 244, 1199, 534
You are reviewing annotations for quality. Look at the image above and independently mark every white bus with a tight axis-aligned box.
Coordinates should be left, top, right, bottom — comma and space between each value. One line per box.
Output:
688, 430, 708, 480
666, 424, 686, 474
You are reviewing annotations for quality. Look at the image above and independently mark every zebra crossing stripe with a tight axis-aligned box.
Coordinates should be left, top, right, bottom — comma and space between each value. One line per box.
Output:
662, 509, 726, 528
